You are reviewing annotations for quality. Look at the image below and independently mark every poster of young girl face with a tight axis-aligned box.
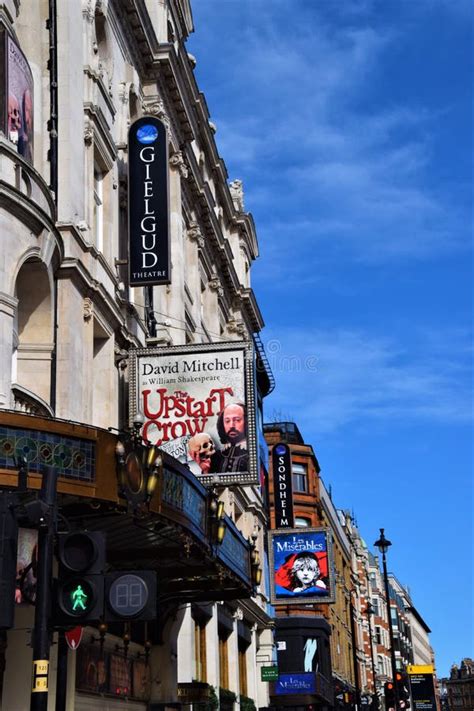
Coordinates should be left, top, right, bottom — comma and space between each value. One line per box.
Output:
268, 528, 336, 605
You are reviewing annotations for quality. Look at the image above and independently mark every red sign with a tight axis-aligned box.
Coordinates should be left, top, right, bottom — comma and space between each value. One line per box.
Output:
65, 626, 83, 650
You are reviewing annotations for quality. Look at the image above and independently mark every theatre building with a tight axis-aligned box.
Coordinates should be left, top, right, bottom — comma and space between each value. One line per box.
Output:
0, 1, 274, 709
263, 422, 357, 711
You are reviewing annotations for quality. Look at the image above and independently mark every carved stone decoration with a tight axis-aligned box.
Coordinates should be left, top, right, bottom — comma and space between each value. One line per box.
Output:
142, 98, 170, 133
229, 179, 244, 212
209, 274, 224, 298
228, 318, 246, 337
84, 118, 94, 146
169, 150, 188, 178
187, 222, 205, 249
83, 297, 93, 321
118, 81, 129, 106
233, 607, 244, 621
114, 345, 128, 370
82, 0, 95, 22
95, 0, 109, 17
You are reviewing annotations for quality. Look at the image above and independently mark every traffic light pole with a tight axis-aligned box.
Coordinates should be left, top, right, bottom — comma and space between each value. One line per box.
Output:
55, 631, 68, 711
30, 467, 58, 711
380, 549, 400, 711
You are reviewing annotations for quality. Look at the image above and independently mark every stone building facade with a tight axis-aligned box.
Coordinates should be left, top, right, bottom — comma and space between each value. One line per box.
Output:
442, 659, 474, 711
0, 1, 273, 709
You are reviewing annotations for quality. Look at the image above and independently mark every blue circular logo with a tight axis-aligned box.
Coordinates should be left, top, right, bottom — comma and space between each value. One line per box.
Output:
274, 444, 287, 456
136, 124, 158, 144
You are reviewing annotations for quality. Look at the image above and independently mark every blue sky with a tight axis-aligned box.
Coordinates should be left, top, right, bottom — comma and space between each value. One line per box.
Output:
188, 1, 473, 676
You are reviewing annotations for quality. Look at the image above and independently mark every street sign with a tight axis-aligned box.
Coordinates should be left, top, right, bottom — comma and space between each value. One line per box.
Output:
407, 665, 434, 674
408, 672, 437, 711
65, 626, 83, 650
261, 665, 279, 681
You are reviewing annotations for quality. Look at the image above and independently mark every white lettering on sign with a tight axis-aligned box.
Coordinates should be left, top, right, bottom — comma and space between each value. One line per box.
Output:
139, 145, 159, 269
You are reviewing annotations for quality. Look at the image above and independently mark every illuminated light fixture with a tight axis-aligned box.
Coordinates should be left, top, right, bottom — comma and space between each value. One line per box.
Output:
209, 487, 227, 544
250, 533, 262, 586
114, 426, 162, 510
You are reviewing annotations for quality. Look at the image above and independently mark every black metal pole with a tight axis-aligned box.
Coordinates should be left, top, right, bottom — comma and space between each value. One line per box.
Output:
47, 0, 58, 203
349, 594, 361, 710
366, 605, 379, 711
144, 285, 157, 337
30, 467, 58, 711
380, 550, 399, 711
55, 630, 68, 711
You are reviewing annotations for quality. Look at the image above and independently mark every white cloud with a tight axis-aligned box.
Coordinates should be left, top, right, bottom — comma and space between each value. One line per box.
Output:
193, 4, 469, 265
262, 327, 473, 435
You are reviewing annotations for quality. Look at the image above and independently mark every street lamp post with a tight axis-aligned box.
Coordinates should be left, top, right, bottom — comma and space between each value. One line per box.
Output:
373, 528, 399, 711
364, 602, 379, 711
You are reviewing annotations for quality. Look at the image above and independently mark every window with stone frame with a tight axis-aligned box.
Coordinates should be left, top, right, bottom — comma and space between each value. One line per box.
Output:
292, 462, 308, 492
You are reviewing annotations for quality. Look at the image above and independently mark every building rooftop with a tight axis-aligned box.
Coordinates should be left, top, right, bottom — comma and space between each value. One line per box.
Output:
263, 421, 305, 444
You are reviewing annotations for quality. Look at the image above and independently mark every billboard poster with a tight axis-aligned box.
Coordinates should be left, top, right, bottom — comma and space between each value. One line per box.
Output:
15, 527, 38, 604
275, 673, 316, 695
0, 29, 34, 163
128, 116, 170, 286
129, 341, 258, 485
268, 528, 335, 605
273, 442, 294, 528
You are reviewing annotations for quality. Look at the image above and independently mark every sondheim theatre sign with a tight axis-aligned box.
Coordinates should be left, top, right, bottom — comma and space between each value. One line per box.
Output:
128, 116, 170, 286
273, 443, 294, 528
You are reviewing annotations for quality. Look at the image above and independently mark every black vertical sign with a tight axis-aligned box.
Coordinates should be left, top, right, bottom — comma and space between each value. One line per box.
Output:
273, 443, 294, 528
409, 674, 437, 711
128, 116, 170, 286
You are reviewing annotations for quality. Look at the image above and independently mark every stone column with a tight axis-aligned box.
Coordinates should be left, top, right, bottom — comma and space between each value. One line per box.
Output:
0, 292, 18, 409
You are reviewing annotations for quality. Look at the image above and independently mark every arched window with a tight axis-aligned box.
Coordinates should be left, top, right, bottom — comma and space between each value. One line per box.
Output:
13, 259, 54, 414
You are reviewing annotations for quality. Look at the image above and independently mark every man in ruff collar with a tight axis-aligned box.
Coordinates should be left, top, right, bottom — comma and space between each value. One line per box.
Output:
211, 402, 248, 473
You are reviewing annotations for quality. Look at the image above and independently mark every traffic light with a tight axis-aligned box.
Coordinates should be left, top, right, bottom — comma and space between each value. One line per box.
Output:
384, 681, 396, 711
104, 570, 157, 622
54, 531, 106, 625
396, 671, 411, 709
0, 494, 18, 629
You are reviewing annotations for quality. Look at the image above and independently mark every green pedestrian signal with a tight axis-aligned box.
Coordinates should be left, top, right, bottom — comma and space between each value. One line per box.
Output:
61, 579, 95, 617
71, 584, 88, 611
54, 531, 106, 626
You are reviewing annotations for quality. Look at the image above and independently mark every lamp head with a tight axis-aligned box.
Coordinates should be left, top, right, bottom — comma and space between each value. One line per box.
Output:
133, 411, 145, 430
374, 527, 392, 554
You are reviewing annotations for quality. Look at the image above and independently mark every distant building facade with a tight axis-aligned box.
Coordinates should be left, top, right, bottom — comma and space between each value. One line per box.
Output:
442, 659, 474, 711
